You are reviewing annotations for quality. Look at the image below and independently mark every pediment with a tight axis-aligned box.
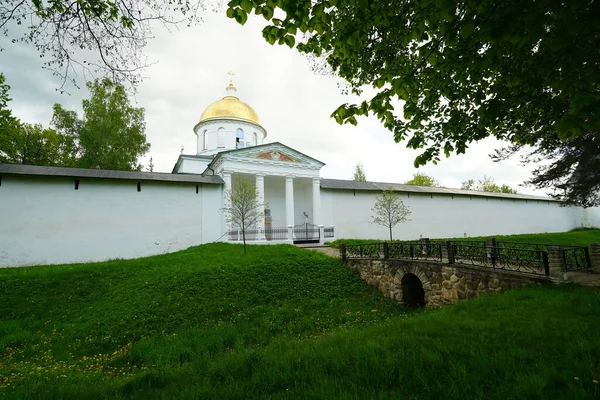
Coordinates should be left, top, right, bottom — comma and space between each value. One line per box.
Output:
219, 142, 325, 168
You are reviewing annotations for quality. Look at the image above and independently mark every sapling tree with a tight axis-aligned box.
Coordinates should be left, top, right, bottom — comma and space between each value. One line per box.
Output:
352, 162, 366, 181
222, 178, 263, 256
371, 188, 411, 241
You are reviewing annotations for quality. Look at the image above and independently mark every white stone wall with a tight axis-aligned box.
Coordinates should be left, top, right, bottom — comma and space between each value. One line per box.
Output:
321, 189, 582, 240
293, 179, 313, 226
576, 206, 600, 228
176, 157, 213, 174
264, 176, 286, 227
0, 176, 223, 267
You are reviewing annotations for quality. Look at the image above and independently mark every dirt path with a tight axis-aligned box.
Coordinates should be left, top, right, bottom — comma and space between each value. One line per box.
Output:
296, 245, 339, 258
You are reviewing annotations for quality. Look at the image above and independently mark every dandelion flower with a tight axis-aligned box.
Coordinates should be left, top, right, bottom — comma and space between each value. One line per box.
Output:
574, 377, 580, 381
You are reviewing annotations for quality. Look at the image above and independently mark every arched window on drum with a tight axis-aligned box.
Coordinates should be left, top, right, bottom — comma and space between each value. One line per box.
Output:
236, 128, 244, 148
217, 127, 225, 148
202, 129, 208, 150
253, 132, 258, 146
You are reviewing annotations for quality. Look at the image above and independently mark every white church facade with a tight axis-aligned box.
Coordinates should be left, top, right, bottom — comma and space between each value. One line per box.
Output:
1, 81, 599, 267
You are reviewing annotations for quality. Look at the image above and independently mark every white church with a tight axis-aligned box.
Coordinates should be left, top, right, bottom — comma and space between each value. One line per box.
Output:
1, 80, 599, 267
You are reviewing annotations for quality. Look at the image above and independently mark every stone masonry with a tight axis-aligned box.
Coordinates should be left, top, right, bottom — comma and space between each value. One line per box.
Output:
591, 243, 600, 273
346, 258, 552, 308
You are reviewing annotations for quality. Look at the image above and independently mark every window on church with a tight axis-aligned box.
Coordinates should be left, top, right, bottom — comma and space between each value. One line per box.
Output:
217, 128, 225, 148
203, 130, 208, 150
253, 132, 258, 146
236, 128, 244, 148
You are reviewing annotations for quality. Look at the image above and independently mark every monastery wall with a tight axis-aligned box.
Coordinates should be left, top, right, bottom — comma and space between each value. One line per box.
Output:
321, 189, 584, 241
0, 175, 223, 268
577, 206, 600, 228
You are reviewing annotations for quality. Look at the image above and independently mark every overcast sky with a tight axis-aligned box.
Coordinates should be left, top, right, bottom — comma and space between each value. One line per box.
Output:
0, 10, 545, 194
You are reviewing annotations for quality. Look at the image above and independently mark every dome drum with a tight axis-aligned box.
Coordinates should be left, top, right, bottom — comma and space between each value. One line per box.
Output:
194, 83, 267, 155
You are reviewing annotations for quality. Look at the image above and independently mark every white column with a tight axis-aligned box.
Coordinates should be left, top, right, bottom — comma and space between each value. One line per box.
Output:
285, 176, 295, 238
223, 172, 232, 200
256, 174, 265, 240
222, 172, 232, 236
312, 177, 321, 226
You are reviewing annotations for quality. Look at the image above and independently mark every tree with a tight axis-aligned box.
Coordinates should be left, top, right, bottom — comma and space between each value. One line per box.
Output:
405, 173, 438, 187
353, 162, 366, 181
222, 178, 263, 256
51, 78, 150, 170
0, 73, 22, 159
461, 176, 517, 194
0, 123, 70, 166
371, 188, 411, 241
227, 0, 600, 205
147, 157, 154, 172
493, 131, 600, 207
1, 0, 204, 89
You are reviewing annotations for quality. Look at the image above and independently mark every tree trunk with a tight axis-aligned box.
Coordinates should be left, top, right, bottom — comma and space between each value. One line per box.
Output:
242, 221, 247, 256
389, 226, 393, 241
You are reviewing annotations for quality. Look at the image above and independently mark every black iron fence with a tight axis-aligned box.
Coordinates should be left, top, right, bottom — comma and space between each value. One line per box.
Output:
343, 243, 380, 259
562, 246, 592, 272
293, 223, 320, 243
339, 238, 594, 277
452, 242, 549, 276
228, 229, 263, 241
228, 227, 288, 241
265, 227, 289, 241
324, 226, 335, 238
388, 241, 443, 262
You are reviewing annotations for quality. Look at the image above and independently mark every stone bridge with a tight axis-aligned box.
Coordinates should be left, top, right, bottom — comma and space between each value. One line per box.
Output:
345, 258, 551, 307
339, 241, 600, 308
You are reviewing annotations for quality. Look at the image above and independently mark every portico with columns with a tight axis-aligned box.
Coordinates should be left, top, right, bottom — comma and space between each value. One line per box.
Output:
209, 142, 326, 243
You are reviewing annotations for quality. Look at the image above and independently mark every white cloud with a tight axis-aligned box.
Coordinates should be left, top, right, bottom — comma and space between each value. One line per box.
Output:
1, 11, 546, 195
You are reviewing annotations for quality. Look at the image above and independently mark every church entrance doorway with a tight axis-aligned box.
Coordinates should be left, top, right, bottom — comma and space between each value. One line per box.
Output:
293, 223, 320, 244
401, 273, 426, 307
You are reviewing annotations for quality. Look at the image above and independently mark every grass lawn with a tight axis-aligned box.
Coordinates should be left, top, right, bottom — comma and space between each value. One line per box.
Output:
1, 243, 600, 399
328, 228, 600, 248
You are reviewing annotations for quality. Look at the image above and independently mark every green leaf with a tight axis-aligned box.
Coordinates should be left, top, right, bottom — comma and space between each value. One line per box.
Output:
262, 5, 274, 19
240, 0, 253, 14
284, 35, 296, 48
235, 10, 248, 25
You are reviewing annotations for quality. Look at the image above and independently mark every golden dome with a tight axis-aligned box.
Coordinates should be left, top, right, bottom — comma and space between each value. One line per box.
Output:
199, 94, 260, 125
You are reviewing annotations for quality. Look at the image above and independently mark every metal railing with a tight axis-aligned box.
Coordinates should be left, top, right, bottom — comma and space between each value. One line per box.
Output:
343, 243, 380, 259
452, 242, 549, 276
496, 241, 549, 252
265, 227, 289, 241
340, 239, 555, 276
562, 246, 592, 272
388, 241, 443, 262
324, 226, 335, 238
227, 227, 288, 241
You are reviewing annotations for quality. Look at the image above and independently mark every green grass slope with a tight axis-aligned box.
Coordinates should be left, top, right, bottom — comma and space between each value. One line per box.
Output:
329, 229, 600, 248
1, 243, 600, 399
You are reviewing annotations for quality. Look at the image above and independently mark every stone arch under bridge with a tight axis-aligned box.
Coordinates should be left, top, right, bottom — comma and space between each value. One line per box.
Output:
346, 258, 550, 307
390, 265, 431, 307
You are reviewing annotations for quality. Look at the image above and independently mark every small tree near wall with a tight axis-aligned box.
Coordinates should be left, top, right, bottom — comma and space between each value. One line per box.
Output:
222, 178, 263, 256
371, 188, 411, 241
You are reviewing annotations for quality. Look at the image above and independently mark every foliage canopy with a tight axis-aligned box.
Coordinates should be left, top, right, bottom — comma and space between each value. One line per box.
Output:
461, 176, 517, 194
1, 75, 149, 170
227, 0, 600, 205
352, 162, 366, 181
222, 178, 263, 255
51, 78, 150, 170
404, 172, 439, 187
